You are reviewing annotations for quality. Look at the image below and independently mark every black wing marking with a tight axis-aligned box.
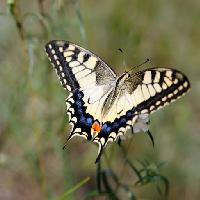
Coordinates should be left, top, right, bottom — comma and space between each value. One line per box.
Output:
124, 68, 190, 114
45, 40, 117, 92
45, 40, 118, 123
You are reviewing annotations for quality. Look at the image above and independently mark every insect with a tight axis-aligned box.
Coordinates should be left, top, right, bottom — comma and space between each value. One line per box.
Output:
45, 40, 190, 163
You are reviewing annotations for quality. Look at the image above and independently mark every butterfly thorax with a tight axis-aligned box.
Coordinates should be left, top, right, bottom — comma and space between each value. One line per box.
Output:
91, 72, 135, 137
117, 72, 130, 87
100, 72, 131, 120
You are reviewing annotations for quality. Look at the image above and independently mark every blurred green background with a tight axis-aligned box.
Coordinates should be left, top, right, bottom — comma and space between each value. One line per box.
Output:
0, 0, 199, 199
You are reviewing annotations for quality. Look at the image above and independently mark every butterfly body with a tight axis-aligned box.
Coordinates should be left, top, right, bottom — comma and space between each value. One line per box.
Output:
45, 40, 190, 162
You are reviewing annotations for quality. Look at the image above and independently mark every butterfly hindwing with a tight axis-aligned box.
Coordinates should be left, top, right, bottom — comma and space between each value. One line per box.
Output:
91, 68, 190, 162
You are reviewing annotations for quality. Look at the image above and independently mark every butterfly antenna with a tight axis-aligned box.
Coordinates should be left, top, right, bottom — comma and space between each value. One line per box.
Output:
118, 48, 127, 72
128, 58, 150, 74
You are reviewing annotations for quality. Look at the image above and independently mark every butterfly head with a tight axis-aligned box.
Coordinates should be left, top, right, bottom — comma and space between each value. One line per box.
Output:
119, 72, 131, 81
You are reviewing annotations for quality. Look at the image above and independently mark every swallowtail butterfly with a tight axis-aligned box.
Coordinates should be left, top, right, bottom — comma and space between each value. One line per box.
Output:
45, 40, 190, 163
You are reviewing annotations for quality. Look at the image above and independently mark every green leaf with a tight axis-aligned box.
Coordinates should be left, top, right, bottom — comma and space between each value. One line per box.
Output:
83, 190, 100, 200
159, 175, 169, 196
55, 177, 90, 200
96, 160, 102, 193
7, 0, 15, 15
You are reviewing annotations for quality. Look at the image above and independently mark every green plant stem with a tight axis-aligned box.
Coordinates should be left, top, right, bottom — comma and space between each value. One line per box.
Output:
56, 177, 90, 200
10, 1, 25, 40
38, 0, 45, 17
114, 138, 134, 192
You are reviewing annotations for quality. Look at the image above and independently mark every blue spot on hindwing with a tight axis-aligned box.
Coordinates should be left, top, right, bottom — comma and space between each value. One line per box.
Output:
76, 100, 82, 107
100, 123, 112, 135
106, 126, 111, 133
77, 108, 83, 115
120, 117, 126, 124
77, 92, 83, 99
127, 111, 132, 118
80, 116, 85, 124
102, 123, 108, 131
112, 122, 119, 129
86, 117, 93, 126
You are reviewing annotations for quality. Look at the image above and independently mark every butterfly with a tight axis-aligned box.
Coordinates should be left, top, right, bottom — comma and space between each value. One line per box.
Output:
45, 40, 190, 163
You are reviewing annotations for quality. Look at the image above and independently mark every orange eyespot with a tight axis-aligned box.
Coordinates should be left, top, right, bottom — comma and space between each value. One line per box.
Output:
92, 121, 101, 133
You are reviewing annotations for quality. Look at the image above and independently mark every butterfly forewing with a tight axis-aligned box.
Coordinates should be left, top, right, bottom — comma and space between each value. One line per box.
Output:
45, 40, 116, 90
125, 68, 190, 114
